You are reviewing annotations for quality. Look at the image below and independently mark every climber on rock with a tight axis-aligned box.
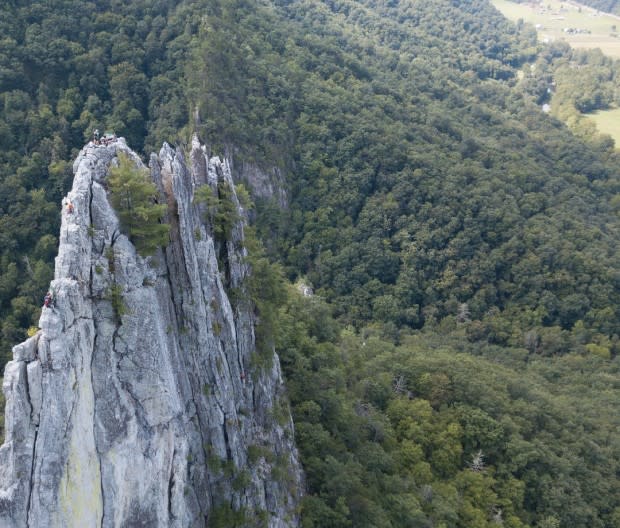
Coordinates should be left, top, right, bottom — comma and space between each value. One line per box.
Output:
101, 132, 116, 145
66, 200, 74, 214
43, 291, 53, 309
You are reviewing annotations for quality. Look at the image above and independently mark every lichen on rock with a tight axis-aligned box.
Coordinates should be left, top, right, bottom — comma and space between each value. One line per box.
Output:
0, 137, 302, 527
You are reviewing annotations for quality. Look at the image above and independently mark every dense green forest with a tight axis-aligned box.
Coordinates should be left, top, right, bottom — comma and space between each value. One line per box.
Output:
276, 291, 620, 527
509, 0, 620, 15
570, 0, 620, 15
1, 0, 619, 526
580, 0, 620, 13
192, 0, 620, 354
0, 0, 193, 358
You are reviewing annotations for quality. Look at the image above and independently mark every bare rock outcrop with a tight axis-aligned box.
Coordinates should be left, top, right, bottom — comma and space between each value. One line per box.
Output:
235, 161, 288, 209
0, 137, 302, 527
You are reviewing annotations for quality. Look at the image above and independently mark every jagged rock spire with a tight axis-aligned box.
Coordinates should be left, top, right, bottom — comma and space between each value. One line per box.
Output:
0, 138, 302, 527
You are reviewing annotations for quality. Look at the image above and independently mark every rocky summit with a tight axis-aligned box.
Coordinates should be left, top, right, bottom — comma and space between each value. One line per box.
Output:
0, 137, 302, 527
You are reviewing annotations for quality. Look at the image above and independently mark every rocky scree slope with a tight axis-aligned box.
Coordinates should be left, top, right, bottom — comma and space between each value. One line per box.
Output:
0, 137, 302, 527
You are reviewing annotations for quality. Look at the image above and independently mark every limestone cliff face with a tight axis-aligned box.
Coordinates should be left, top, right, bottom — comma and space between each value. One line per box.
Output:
0, 137, 302, 527
234, 161, 288, 209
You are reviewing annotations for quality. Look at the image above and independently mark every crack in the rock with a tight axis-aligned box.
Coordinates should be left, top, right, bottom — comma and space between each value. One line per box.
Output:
160, 201, 212, 424
90, 324, 106, 527
62, 368, 79, 441
167, 447, 176, 522
221, 413, 233, 463
89, 179, 98, 296
118, 380, 149, 432
25, 422, 39, 528
23, 363, 37, 528
62, 315, 93, 335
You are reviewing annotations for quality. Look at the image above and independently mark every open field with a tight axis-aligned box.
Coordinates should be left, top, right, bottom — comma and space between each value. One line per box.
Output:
588, 107, 620, 144
493, 0, 620, 145
492, 0, 620, 58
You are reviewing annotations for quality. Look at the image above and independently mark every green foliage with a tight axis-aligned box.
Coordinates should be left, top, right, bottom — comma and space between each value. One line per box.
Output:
247, 444, 275, 465
523, 45, 620, 140
105, 247, 115, 273
207, 451, 224, 473
557, 0, 620, 15
232, 469, 252, 491
109, 283, 127, 320
221, 459, 236, 479
185, 9, 620, 523
208, 504, 248, 528
269, 397, 292, 427
108, 153, 169, 256
0, 0, 192, 365
194, 181, 240, 243
0, 2, 619, 527
271, 455, 296, 488
244, 225, 287, 366
185, 0, 620, 356
277, 290, 620, 527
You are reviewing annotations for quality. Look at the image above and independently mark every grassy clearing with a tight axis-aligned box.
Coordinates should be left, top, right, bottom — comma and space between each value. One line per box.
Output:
493, 0, 620, 142
492, 0, 620, 58
587, 106, 620, 145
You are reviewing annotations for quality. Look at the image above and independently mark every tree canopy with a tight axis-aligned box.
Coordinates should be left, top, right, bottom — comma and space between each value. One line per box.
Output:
0, 0, 619, 526
108, 152, 169, 256
0, 0, 193, 363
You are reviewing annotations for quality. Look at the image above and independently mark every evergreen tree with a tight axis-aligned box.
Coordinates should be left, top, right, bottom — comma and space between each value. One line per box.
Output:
108, 153, 169, 256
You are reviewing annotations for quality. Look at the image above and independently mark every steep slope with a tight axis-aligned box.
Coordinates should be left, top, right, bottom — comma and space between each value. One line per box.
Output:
183, 1, 620, 525
0, 138, 302, 527
191, 0, 620, 350
0, 0, 199, 364
2, 0, 618, 365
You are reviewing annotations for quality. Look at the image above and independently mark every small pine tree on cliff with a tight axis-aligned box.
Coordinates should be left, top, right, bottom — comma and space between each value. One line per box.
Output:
109, 153, 170, 256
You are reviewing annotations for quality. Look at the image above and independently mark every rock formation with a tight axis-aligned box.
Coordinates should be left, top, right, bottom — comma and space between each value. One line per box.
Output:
0, 137, 302, 527
234, 161, 288, 209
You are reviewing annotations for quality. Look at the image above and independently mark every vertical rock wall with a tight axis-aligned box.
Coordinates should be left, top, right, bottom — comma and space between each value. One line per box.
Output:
0, 137, 302, 527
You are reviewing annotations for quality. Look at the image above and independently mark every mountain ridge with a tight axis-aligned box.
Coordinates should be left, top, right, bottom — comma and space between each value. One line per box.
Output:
0, 137, 302, 527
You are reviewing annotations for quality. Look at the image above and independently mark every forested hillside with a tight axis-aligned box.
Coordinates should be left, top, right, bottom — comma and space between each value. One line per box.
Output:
568, 0, 620, 15
1, 0, 619, 527
0, 0, 195, 361
509, 0, 620, 15
192, 0, 620, 355
583, 0, 620, 13
277, 292, 620, 527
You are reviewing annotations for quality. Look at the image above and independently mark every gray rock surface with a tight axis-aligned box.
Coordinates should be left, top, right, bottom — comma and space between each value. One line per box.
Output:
235, 161, 288, 209
0, 137, 302, 527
